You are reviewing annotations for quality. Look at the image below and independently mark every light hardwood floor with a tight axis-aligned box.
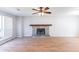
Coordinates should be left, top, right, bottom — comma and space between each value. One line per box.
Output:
0, 37, 79, 52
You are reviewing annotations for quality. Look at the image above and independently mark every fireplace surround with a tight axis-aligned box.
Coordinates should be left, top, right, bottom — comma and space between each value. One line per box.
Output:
30, 24, 52, 36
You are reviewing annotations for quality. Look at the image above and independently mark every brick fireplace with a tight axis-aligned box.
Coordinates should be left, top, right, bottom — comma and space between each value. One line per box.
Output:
30, 24, 52, 36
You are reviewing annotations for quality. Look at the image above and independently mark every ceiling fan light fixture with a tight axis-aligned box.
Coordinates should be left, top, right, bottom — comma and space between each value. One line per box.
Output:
32, 7, 51, 16
38, 12, 44, 16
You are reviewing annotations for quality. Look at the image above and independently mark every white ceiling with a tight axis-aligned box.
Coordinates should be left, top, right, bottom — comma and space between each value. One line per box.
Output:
0, 7, 79, 16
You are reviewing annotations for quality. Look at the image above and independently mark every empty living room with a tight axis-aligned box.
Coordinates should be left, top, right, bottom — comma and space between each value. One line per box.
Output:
0, 7, 79, 52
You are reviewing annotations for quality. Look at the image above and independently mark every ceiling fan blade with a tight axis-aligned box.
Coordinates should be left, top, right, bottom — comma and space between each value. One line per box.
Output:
32, 12, 40, 15
32, 9, 39, 11
44, 7, 49, 10
44, 12, 51, 14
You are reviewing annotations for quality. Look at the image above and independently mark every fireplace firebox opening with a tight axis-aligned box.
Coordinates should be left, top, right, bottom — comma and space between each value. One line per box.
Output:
37, 28, 45, 36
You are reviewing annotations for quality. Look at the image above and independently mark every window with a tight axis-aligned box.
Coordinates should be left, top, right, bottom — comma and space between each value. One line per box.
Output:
0, 16, 1, 30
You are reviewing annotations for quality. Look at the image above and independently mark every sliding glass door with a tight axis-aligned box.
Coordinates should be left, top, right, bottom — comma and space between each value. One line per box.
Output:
0, 16, 4, 41
0, 16, 1, 30
0, 15, 13, 41
3, 16, 13, 40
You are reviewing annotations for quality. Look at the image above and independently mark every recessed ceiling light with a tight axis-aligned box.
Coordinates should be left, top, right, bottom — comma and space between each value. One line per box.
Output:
17, 8, 20, 11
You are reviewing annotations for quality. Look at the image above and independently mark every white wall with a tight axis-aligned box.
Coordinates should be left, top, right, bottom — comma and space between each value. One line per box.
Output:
54, 16, 79, 37
16, 16, 79, 37
16, 16, 23, 37
23, 16, 55, 36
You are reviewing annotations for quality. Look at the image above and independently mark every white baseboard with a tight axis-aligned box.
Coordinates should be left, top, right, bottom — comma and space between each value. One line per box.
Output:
0, 36, 16, 45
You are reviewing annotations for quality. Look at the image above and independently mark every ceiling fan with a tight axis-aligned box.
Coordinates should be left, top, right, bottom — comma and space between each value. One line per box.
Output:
32, 7, 52, 16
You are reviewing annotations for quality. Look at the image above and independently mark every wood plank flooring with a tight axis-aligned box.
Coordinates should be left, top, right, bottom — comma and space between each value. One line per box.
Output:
0, 37, 79, 52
